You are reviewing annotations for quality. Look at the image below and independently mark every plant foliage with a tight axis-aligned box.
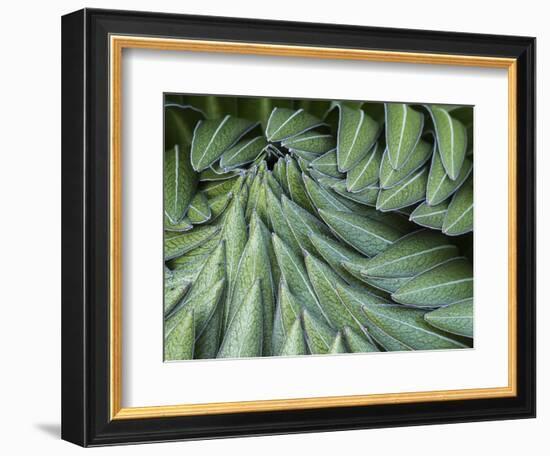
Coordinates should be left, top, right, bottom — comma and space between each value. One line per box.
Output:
163, 95, 474, 360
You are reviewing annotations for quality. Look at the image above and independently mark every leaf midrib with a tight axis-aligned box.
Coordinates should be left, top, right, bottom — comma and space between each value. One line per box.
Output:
366, 244, 455, 274
365, 307, 467, 347
396, 277, 473, 297
324, 211, 394, 244
197, 115, 230, 169
223, 136, 263, 166
379, 167, 425, 208
393, 104, 408, 166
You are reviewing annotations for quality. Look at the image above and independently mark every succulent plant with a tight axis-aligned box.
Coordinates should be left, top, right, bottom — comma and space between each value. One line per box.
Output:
163, 94, 473, 361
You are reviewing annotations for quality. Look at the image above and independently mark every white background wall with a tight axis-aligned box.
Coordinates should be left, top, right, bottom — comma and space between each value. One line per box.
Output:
0, 0, 545, 454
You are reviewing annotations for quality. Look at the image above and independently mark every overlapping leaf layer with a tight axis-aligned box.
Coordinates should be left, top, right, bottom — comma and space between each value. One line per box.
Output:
163, 95, 474, 360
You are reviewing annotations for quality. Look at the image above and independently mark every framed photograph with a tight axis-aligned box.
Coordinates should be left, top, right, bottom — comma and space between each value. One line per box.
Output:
61, 8, 536, 447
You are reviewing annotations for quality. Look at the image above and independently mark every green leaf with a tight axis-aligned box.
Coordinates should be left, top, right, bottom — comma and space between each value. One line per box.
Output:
271, 306, 285, 356
245, 170, 264, 221
164, 225, 220, 260
266, 185, 301, 255
334, 104, 380, 172
342, 261, 411, 293
424, 298, 473, 338
303, 174, 352, 213
266, 171, 284, 199
309, 170, 339, 185
317, 175, 343, 187
308, 232, 376, 289
285, 157, 316, 214
251, 211, 281, 307
165, 277, 225, 359
219, 136, 268, 170
392, 257, 473, 307
201, 175, 241, 199
362, 230, 459, 278
164, 145, 198, 224
166, 253, 209, 276
164, 309, 195, 361
245, 218, 275, 356
304, 251, 369, 333
191, 116, 257, 171
368, 211, 415, 235
309, 150, 345, 178
385, 103, 425, 170
164, 215, 193, 232
345, 141, 383, 192
254, 177, 270, 228
376, 166, 428, 212
220, 198, 248, 329
281, 195, 330, 253
380, 138, 433, 189
297, 154, 314, 172
292, 150, 322, 163
234, 177, 249, 209
165, 230, 184, 240
280, 318, 308, 356
426, 151, 472, 206
166, 241, 226, 329
362, 319, 412, 351
302, 309, 336, 354
244, 165, 257, 186
272, 234, 326, 322
218, 280, 264, 358
336, 282, 467, 350
237, 97, 293, 131
448, 106, 473, 151
165, 104, 204, 147
227, 216, 274, 355
256, 156, 267, 172
282, 131, 336, 155
427, 105, 467, 180
442, 176, 473, 236
318, 209, 402, 257
295, 99, 332, 119
331, 181, 378, 207
329, 332, 347, 353
187, 192, 211, 224
169, 229, 222, 258
208, 191, 233, 222
272, 156, 283, 182
164, 279, 191, 316
342, 326, 379, 353
266, 108, 323, 142
194, 302, 223, 359
328, 100, 364, 114
165, 265, 173, 279
199, 165, 239, 182
272, 278, 301, 355
274, 157, 290, 194
327, 190, 385, 219
409, 200, 449, 230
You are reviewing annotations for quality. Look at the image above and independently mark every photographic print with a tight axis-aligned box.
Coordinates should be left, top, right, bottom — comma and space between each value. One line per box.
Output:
62, 10, 535, 444
163, 95, 474, 361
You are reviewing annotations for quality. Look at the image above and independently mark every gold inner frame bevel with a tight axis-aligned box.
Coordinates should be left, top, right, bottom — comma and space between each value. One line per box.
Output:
109, 35, 518, 420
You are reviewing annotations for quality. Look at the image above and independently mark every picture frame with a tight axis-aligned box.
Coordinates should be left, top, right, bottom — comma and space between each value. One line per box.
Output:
61, 8, 536, 447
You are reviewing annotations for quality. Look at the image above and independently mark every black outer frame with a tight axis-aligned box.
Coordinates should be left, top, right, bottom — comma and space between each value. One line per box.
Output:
61, 8, 536, 447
